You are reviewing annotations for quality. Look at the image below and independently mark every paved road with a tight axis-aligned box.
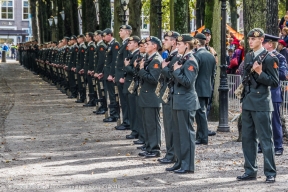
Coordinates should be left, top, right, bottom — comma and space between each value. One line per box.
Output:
0, 62, 287, 192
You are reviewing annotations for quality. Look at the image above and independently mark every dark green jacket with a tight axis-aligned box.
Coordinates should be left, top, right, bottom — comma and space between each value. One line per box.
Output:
68, 44, 78, 70
115, 39, 129, 82
76, 43, 87, 72
242, 49, 279, 111
138, 52, 163, 107
103, 39, 120, 78
84, 41, 96, 72
95, 41, 107, 73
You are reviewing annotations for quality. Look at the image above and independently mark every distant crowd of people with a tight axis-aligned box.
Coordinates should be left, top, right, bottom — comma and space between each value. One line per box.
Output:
0, 43, 17, 59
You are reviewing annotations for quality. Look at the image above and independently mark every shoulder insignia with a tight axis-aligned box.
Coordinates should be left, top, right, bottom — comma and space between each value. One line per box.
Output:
188, 65, 194, 71
81, 49, 85, 53
126, 46, 128, 50
270, 53, 276, 57
91, 47, 94, 51
100, 47, 104, 51
115, 45, 119, 49
273, 62, 278, 69
153, 63, 159, 69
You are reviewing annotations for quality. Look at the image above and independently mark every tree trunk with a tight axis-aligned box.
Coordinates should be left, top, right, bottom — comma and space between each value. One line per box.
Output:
208, 0, 221, 121
173, 0, 189, 33
113, 0, 122, 42
57, 0, 64, 39
229, 0, 237, 30
243, 0, 266, 52
187, 0, 191, 32
149, 0, 160, 37
196, 0, 205, 29
286, 0, 288, 11
82, 0, 98, 33
29, 0, 38, 41
128, 0, 142, 37
205, 0, 213, 45
169, 0, 175, 30
99, 0, 111, 30
266, 0, 278, 36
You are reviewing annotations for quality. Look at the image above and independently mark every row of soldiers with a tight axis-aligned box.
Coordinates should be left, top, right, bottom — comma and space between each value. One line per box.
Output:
19, 26, 218, 174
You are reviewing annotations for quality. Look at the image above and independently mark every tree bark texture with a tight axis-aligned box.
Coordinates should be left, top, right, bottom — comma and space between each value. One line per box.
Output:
29, 0, 38, 41
229, 0, 237, 30
196, 0, 205, 29
113, 0, 122, 42
82, 0, 98, 33
173, 0, 189, 33
169, 0, 175, 30
128, 0, 142, 37
243, 0, 266, 52
99, 0, 111, 30
149, 0, 160, 37
266, 0, 278, 36
205, 0, 213, 45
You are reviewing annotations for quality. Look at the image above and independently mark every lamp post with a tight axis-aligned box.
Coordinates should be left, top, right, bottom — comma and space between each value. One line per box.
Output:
78, 5, 82, 34
60, 9, 65, 21
120, 0, 130, 25
156, 0, 163, 40
217, 0, 230, 132
48, 16, 54, 27
93, 0, 99, 25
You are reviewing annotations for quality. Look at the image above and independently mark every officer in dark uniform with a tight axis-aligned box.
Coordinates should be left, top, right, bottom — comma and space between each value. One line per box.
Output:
193, 33, 216, 145
237, 28, 278, 183
123, 36, 141, 139
75, 34, 87, 103
259, 34, 287, 156
138, 36, 163, 158
67, 35, 78, 98
102, 28, 120, 122
115, 25, 132, 130
159, 31, 180, 164
83, 32, 97, 107
93, 30, 108, 114
165, 34, 200, 174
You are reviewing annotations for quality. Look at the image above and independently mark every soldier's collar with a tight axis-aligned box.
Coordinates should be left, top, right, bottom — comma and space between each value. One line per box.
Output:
122, 37, 129, 43
253, 47, 265, 58
79, 42, 85, 46
108, 38, 115, 45
88, 41, 93, 46
131, 48, 139, 55
148, 51, 157, 59
170, 48, 178, 55
197, 47, 206, 51
183, 51, 192, 58
97, 40, 103, 46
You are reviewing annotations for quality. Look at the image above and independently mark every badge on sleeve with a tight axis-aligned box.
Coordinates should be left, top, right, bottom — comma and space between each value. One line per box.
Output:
153, 63, 159, 68
91, 47, 94, 51
81, 49, 85, 53
188, 65, 194, 71
273, 62, 278, 69
100, 47, 104, 51
115, 45, 119, 49
75, 48, 78, 52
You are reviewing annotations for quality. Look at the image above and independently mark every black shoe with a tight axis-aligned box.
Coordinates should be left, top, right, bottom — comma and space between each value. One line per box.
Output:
126, 134, 138, 139
95, 109, 107, 115
75, 99, 85, 103
275, 150, 283, 156
138, 151, 148, 157
83, 102, 96, 107
208, 130, 216, 136
196, 140, 208, 145
145, 152, 160, 158
159, 158, 175, 164
236, 173, 257, 181
103, 116, 117, 122
133, 140, 145, 145
115, 125, 130, 130
166, 165, 181, 171
140, 147, 146, 151
174, 169, 194, 174
258, 148, 262, 154
137, 145, 145, 149
265, 176, 275, 183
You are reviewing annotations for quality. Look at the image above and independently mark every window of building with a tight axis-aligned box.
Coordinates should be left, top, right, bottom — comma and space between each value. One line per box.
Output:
23, 0, 29, 20
1, 0, 13, 19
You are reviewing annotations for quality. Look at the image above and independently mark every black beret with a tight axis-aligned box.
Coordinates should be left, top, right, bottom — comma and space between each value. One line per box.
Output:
263, 34, 279, 43
64, 36, 70, 41
163, 31, 180, 39
202, 28, 211, 34
138, 38, 146, 45
102, 28, 113, 36
94, 30, 102, 36
52, 41, 57, 44
77, 34, 85, 38
85, 32, 94, 37
177, 34, 194, 42
247, 28, 265, 38
146, 36, 162, 49
194, 33, 206, 40
70, 35, 77, 40
128, 36, 140, 42
119, 25, 132, 30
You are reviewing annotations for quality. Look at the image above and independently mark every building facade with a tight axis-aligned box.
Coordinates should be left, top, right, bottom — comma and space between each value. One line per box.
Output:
0, 0, 31, 44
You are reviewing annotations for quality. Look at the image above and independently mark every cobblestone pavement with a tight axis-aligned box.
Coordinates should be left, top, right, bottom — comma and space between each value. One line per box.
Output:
0, 62, 288, 192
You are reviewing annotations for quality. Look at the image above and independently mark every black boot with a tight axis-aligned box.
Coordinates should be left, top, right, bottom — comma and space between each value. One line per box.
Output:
83, 93, 96, 107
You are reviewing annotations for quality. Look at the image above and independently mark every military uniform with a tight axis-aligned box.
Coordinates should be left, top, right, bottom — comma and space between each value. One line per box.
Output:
138, 36, 163, 157
159, 31, 180, 163
238, 28, 278, 183
68, 36, 78, 98
102, 28, 120, 122
76, 37, 87, 103
94, 32, 108, 114
193, 33, 216, 144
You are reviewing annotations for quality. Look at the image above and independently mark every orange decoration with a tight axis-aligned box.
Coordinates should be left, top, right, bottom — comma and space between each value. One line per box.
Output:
273, 62, 278, 69
188, 65, 194, 71
153, 64, 159, 68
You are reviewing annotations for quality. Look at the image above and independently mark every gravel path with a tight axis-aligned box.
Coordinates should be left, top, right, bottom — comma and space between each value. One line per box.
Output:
0, 62, 287, 192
